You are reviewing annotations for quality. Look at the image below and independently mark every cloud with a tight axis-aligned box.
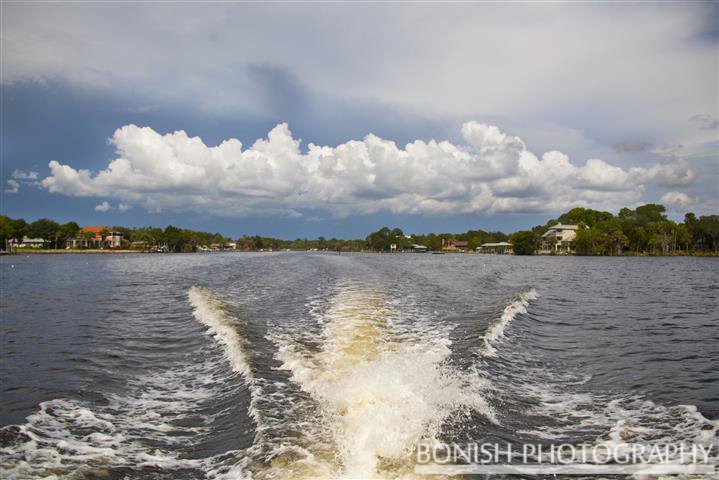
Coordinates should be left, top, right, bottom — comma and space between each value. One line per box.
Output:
94, 201, 111, 212
118, 203, 131, 212
612, 140, 651, 153
629, 159, 695, 187
5, 170, 40, 194
12, 169, 38, 180
40, 122, 698, 217
5, 179, 20, 193
649, 144, 684, 157
689, 114, 719, 130
660, 191, 695, 210
2, 3, 716, 146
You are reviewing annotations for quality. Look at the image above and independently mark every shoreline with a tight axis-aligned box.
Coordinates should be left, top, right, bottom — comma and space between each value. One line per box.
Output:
2, 249, 157, 255
1, 249, 717, 257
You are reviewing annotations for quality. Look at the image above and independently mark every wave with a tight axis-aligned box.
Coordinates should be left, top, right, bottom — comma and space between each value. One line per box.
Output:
0, 288, 250, 479
499, 354, 718, 476
188, 287, 341, 480
6, 279, 712, 480
189, 286, 252, 379
519, 389, 719, 474
481, 288, 538, 356
0, 358, 224, 479
0, 399, 202, 480
270, 284, 496, 479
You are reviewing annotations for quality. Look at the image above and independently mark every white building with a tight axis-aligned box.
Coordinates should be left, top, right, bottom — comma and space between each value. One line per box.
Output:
541, 224, 579, 254
412, 244, 428, 252
67, 226, 123, 249
477, 242, 513, 254
105, 232, 123, 248
10, 237, 48, 248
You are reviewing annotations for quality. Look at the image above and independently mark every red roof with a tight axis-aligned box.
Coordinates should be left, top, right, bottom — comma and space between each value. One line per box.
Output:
81, 226, 108, 233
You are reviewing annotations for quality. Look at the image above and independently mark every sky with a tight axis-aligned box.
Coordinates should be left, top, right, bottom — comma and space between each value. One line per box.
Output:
1, 2, 717, 239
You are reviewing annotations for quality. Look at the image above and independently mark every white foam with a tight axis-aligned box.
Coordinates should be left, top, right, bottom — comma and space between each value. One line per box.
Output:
482, 288, 538, 356
0, 398, 203, 479
189, 285, 252, 379
273, 285, 496, 479
515, 382, 719, 476
188, 286, 325, 480
0, 313, 233, 479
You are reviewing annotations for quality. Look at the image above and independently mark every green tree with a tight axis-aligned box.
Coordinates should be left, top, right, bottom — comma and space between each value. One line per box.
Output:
60, 222, 80, 242
675, 224, 691, 252
366, 227, 392, 251
558, 208, 613, 227
574, 226, 611, 255
645, 221, 674, 255
10, 218, 27, 243
510, 230, 538, 255
696, 215, 719, 252
604, 221, 629, 255
635, 204, 667, 225
0, 216, 14, 250
684, 213, 698, 251
27, 218, 60, 242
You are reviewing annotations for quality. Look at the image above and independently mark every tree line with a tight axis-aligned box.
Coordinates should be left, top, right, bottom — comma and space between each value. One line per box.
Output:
0, 216, 231, 253
364, 226, 507, 252
509, 205, 719, 255
1, 203, 717, 255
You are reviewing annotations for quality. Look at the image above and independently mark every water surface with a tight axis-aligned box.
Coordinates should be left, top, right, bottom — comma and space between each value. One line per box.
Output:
1, 253, 717, 478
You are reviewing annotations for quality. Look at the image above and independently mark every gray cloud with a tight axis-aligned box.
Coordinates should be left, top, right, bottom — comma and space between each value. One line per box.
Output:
612, 140, 652, 153
690, 114, 719, 130
2, 3, 716, 141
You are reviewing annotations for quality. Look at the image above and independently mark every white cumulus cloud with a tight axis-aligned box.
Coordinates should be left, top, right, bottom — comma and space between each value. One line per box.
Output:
660, 191, 695, 210
40, 122, 697, 217
12, 169, 38, 180
94, 201, 111, 212
5, 179, 20, 193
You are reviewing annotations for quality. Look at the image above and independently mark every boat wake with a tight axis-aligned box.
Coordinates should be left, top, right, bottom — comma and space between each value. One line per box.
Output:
2, 280, 715, 480
189, 286, 253, 380
481, 287, 538, 356
0, 356, 223, 479
268, 284, 496, 478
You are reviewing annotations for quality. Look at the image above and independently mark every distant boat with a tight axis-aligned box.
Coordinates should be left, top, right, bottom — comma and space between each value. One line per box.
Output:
431, 251, 445, 255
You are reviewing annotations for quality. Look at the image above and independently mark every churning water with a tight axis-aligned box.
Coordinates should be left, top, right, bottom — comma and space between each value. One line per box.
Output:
0, 252, 717, 479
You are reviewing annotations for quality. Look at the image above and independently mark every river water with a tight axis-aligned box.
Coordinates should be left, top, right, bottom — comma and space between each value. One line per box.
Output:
1, 252, 717, 479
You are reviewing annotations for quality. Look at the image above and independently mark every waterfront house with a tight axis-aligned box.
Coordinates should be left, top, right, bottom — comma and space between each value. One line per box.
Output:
10, 237, 48, 248
540, 224, 579, 254
442, 239, 469, 252
67, 226, 123, 248
477, 242, 513, 254
412, 244, 428, 252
